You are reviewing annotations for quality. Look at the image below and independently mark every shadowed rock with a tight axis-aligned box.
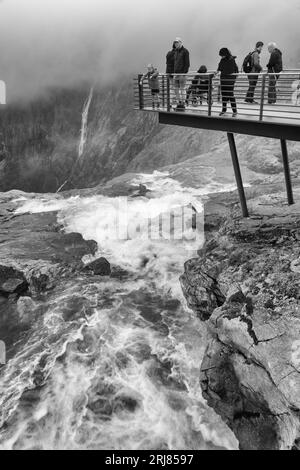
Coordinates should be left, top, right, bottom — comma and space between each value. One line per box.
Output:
84, 257, 111, 276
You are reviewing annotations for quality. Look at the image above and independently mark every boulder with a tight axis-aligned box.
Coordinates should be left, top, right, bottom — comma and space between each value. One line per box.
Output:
0, 265, 28, 297
84, 257, 111, 276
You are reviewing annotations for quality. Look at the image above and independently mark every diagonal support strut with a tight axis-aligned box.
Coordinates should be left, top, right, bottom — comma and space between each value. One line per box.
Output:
280, 139, 294, 206
227, 133, 249, 218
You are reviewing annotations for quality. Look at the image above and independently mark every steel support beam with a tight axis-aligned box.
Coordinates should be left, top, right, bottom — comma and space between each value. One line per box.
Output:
227, 133, 249, 218
280, 139, 294, 205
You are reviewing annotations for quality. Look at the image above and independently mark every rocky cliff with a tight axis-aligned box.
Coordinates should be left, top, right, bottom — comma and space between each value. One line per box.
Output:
181, 189, 300, 450
0, 83, 223, 193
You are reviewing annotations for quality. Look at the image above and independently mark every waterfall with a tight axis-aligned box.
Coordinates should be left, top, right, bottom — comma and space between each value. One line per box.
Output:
78, 87, 94, 159
56, 87, 94, 193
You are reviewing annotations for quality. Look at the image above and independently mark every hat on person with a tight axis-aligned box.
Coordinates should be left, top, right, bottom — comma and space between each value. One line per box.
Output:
175, 37, 183, 43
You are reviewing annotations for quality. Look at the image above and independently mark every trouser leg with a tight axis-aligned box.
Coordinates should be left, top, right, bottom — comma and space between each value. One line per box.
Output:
246, 75, 258, 101
268, 74, 278, 103
179, 76, 187, 102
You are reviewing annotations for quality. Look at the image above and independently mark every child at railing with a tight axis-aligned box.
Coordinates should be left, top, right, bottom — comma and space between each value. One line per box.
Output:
140, 64, 160, 109
186, 66, 211, 106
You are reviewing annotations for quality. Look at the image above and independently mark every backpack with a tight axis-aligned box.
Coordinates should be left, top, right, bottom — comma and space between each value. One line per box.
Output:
243, 52, 254, 73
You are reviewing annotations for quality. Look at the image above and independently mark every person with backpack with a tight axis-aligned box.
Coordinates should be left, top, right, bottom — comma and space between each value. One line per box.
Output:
217, 48, 239, 117
267, 42, 283, 104
244, 41, 264, 104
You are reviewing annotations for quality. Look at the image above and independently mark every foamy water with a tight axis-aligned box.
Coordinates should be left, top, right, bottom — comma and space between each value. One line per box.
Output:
0, 171, 238, 450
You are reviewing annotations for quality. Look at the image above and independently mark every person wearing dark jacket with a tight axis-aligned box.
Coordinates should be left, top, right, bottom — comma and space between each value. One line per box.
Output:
166, 42, 176, 104
166, 42, 176, 75
245, 41, 264, 104
186, 65, 210, 106
267, 42, 283, 104
217, 48, 239, 117
173, 37, 190, 110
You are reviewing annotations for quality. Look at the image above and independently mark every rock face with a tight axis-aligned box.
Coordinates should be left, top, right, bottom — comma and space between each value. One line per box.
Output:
181, 190, 300, 450
0, 83, 222, 193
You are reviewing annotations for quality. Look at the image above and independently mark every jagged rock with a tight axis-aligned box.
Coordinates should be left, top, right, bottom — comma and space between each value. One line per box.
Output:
226, 284, 247, 304
0, 278, 28, 296
182, 190, 300, 450
180, 258, 226, 321
84, 257, 111, 276
201, 340, 299, 450
0, 265, 28, 297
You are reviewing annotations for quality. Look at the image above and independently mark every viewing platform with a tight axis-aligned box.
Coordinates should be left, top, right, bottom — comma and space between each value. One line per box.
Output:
134, 71, 300, 217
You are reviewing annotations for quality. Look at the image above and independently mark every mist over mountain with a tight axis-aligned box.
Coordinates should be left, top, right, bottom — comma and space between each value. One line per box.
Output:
0, 0, 300, 102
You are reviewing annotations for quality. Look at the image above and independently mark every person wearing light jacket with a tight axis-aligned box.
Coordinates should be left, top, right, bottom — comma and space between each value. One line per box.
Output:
173, 37, 190, 110
140, 64, 160, 109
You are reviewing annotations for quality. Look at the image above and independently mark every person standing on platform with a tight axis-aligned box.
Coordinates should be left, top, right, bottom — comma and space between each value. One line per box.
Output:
140, 64, 160, 109
217, 48, 239, 117
166, 42, 176, 104
267, 42, 283, 104
244, 41, 264, 104
173, 37, 190, 110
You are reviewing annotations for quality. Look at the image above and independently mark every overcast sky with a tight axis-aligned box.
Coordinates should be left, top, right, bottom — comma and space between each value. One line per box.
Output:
0, 0, 299, 101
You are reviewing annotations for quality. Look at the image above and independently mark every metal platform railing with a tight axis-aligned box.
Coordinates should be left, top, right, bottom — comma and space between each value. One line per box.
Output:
134, 71, 300, 123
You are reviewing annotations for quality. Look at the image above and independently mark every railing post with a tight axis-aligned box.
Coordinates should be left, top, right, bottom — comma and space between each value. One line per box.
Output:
166, 75, 171, 112
259, 74, 267, 121
162, 75, 165, 109
280, 139, 294, 205
138, 74, 144, 110
208, 74, 213, 116
227, 133, 249, 218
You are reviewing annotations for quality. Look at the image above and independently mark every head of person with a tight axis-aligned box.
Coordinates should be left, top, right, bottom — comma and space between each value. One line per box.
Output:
198, 65, 208, 73
256, 41, 264, 53
268, 42, 277, 53
219, 47, 231, 59
174, 37, 183, 49
147, 64, 154, 72
172, 41, 177, 50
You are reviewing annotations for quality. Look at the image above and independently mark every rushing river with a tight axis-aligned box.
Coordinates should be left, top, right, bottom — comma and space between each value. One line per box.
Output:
0, 171, 238, 450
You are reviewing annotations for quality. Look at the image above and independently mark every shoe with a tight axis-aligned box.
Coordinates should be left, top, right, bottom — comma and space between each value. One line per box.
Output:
219, 111, 226, 116
232, 112, 238, 117
244, 99, 251, 103
252, 101, 259, 105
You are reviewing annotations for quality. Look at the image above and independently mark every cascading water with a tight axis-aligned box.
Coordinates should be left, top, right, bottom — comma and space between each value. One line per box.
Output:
56, 87, 94, 193
78, 87, 94, 160
0, 170, 238, 450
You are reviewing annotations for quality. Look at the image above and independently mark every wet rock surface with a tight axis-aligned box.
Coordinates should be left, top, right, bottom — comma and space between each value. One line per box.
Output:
0, 193, 98, 345
181, 189, 300, 450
